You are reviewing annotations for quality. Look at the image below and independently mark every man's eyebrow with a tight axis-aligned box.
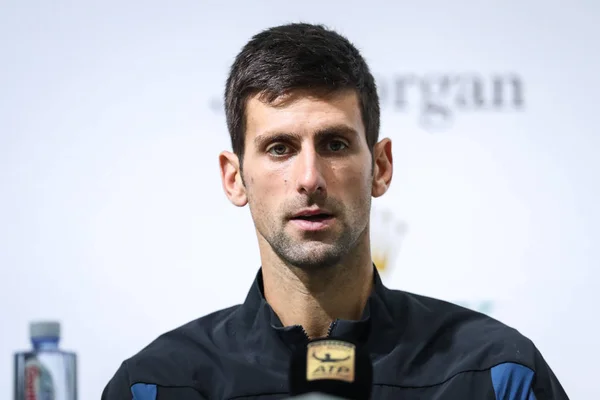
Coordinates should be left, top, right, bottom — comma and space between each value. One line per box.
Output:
253, 132, 302, 148
253, 125, 359, 148
313, 125, 359, 139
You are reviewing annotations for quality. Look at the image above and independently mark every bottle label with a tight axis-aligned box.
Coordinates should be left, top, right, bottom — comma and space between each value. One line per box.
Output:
24, 358, 55, 400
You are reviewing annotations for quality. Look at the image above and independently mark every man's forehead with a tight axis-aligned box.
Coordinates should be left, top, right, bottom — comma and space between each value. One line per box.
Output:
244, 90, 364, 139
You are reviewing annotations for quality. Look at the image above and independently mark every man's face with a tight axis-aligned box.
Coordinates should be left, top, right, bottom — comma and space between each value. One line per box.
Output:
239, 90, 375, 269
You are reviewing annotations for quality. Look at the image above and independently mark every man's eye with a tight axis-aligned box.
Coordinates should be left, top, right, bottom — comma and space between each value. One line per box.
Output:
267, 144, 289, 156
327, 140, 348, 152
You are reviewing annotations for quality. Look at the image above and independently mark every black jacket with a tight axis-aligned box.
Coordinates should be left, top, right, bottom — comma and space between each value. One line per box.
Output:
101, 268, 568, 399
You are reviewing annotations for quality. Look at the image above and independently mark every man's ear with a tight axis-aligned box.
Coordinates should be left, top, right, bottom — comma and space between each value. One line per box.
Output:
219, 151, 248, 207
371, 138, 393, 198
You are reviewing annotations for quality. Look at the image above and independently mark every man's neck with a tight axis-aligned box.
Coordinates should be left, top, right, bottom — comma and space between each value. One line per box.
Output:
261, 249, 374, 340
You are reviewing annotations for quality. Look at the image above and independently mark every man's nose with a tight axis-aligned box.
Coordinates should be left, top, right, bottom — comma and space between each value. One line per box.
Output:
294, 148, 327, 197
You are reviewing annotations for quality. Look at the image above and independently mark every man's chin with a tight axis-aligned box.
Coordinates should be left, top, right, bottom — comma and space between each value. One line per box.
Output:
280, 244, 346, 270
288, 257, 341, 271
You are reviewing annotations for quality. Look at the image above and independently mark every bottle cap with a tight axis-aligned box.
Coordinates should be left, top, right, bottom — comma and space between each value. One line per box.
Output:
30, 321, 61, 340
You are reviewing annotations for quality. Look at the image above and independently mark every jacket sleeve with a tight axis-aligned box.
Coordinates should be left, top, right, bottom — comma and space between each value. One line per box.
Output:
530, 346, 569, 400
490, 346, 569, 400
101, 361, 133, 400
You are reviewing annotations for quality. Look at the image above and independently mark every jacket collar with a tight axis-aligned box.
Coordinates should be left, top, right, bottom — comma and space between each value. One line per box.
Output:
238, 265, 400, 350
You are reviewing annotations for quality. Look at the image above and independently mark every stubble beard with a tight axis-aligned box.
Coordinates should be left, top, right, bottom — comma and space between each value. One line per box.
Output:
267, 226, 356, 270
244, 169, 373, 271
260, 198, 371, 271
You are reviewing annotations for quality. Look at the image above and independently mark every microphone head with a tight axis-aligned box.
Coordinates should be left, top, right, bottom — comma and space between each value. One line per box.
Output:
289, 338, 373, 400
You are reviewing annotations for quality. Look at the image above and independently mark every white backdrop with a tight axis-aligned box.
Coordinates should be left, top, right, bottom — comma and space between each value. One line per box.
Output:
1, 1, 598, 399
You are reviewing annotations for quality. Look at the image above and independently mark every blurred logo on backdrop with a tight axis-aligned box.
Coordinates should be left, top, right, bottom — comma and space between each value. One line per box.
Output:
456, 300, 495, 316
370, 206, 408, 276
375, 73, 525, 131
370, 206, 495, 316
209, 73, 524, 132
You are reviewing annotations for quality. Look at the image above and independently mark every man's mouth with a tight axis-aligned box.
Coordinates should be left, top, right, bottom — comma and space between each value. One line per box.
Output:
292, 213, 333, 221
290, 210, 335, 231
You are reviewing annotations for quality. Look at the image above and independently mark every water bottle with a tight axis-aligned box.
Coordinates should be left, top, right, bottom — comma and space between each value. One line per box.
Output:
14, 321, 77, 400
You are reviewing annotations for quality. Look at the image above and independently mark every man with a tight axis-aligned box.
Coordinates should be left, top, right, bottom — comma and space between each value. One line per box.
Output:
102, 23, 568, 399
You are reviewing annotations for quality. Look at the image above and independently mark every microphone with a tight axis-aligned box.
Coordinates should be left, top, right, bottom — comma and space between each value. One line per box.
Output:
288, 338, 373, 399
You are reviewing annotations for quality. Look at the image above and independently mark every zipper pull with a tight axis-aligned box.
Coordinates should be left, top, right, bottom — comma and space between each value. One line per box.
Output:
326, 320, 338, 337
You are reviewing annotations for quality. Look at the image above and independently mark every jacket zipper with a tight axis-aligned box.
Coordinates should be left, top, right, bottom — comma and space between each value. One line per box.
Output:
298, 320, 337, 342
326, 320, 338, 337
299, 325, 310, 342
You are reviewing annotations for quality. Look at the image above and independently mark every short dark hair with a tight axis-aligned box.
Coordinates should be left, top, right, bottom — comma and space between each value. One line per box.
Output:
224, 22, 380, 165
